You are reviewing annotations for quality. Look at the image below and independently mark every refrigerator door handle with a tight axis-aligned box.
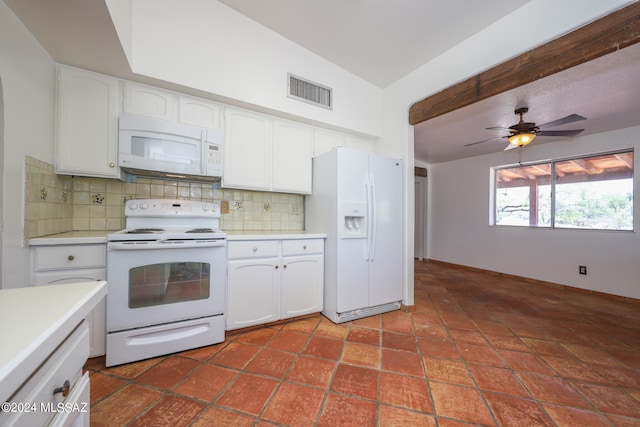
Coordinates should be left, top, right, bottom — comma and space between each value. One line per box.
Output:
370, 173, 377, 261
365, 174, 371, 261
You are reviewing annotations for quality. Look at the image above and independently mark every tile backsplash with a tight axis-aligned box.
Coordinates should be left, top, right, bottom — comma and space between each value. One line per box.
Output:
24, 156, 304, 240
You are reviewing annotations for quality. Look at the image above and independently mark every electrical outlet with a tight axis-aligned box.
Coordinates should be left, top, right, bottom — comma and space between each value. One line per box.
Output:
579, 265, 587, 275
290, 205, 301, 215
220, 200, 229, 214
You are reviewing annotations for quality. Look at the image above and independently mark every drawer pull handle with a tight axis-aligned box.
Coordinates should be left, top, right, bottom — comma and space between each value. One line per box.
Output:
283, 265, 287, 269
252, 247, 258, 252
53, 380, 71, 397
303, 245, 307, 250
275, 265, 279, 269
67, 255, 75, 261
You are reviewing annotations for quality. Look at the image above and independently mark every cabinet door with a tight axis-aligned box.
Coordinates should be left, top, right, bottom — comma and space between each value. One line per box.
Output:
179, 96, 222, 130
56, 66, 120, 178
313, 128, 345, 157
281, 254, 323, 319
227, 259, 279, 330
123, 82, 176, 121
34, 269, 106, 358
272, 120, 313, 194
223, 108, 272, 191
345, 134, 374, 153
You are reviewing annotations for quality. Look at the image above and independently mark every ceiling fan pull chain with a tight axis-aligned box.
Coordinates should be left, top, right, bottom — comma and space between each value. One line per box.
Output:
518, 146, 523, 166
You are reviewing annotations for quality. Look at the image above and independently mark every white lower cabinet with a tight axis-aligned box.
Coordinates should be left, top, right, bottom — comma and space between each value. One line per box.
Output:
227, 259, 280, 329
226, 238, 324, 330
0, 321, 90, 427
31, 244, 107, 357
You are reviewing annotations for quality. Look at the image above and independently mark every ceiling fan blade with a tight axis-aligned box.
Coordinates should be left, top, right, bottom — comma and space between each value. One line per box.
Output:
464, 136, 505, 147
538, 114, 586, 129
503, 143, 518, 151
485, 126, 511, 130
537, 129, 585, 137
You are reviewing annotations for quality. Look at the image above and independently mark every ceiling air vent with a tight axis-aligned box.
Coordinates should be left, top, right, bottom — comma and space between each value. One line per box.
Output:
287, 73, 332, 110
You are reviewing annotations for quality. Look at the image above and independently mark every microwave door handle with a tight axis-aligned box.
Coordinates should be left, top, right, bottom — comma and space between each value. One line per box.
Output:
200, 131, 206, 175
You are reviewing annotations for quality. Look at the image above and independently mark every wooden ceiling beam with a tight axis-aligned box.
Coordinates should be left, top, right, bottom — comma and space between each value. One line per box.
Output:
408, 2, 640, 126
615, 152, 634, 168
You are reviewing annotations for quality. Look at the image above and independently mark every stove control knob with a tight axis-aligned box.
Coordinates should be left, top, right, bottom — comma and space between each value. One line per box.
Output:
129, 202, 138, 210
140, 202, 149, 209
202, 204, 210, 212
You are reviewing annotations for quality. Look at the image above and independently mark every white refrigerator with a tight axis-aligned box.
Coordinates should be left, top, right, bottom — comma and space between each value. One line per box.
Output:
305, 147, 404, 323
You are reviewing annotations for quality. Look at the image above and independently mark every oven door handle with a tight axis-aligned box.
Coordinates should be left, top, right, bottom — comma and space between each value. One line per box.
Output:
108, 240, 226, 250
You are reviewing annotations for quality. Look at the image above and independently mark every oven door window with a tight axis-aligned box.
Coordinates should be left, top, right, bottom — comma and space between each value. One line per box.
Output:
129, 262, 210, 308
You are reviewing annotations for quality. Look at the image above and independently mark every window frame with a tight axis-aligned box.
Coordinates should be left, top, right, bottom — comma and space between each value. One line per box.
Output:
491, 148, 634, 231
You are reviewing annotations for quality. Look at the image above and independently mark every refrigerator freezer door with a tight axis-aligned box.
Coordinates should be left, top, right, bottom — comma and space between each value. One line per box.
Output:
368, 153, 404, 307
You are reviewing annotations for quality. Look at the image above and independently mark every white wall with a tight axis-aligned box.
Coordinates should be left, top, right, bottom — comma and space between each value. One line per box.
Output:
122, 0, 382, 139
0, 78, 4, 283
0, 1, 56, 288
381, 0, 635, 305
428, 126, 640, 299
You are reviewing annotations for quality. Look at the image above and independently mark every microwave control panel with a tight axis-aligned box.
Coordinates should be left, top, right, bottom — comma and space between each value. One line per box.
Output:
206, 143, 224, 176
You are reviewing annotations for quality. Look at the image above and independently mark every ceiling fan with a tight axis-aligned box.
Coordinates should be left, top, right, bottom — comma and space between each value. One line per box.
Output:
464, 107, 587, 150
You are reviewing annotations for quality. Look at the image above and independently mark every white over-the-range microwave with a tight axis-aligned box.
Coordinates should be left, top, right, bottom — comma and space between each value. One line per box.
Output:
118, 113, 223, 181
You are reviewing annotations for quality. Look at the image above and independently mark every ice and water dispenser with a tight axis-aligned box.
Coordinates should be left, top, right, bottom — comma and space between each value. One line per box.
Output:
341, 202, 367, 238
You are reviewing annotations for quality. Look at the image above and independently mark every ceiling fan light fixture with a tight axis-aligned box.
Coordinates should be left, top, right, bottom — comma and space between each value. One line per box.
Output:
508, 132, 535, 147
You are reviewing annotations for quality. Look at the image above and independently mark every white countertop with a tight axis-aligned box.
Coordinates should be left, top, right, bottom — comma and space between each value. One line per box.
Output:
28, 230, 327, 243
225, 230, 327, 240
0, 281, 107, 403
29, 231, 110, 246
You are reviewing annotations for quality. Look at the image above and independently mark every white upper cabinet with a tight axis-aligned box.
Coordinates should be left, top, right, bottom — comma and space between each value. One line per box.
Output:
124, 83, 223, 131
223, 108, 314, 194
223, 108, 272, 191
123, 82, 176, 121
345, 134, 374, 153
313, 128, 345, 157
178, 96, 222, 130
56, 65, 369, 189
56, 65, 121, 179
272, 119, 313, 194
313, 128, 374, 156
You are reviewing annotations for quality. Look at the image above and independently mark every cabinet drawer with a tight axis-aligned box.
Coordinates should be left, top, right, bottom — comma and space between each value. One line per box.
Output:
34, 269, 106, 286
34, 245, 106, 271
0, 321, 89, 426
227, 241, 279, 259
282, 239, 324, 256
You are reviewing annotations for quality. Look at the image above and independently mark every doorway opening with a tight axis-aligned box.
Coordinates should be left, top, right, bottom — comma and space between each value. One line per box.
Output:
414, 167, 427, 260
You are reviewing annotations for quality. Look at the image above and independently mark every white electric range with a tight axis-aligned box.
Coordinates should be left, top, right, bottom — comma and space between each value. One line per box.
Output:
105, 199, 227, 367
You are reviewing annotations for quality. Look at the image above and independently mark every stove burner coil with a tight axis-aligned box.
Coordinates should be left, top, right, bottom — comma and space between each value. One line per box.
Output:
186, 228, 216, 233
126, 228, 164, 234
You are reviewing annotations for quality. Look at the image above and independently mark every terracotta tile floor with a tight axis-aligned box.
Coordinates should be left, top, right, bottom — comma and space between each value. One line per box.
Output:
85, 261, 640, 426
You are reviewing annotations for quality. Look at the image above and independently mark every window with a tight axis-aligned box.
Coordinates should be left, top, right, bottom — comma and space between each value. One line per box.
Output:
493, 150, 634, 230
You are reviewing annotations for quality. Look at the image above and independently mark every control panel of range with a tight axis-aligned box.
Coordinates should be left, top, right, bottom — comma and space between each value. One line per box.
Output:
125, 199, 220, 217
